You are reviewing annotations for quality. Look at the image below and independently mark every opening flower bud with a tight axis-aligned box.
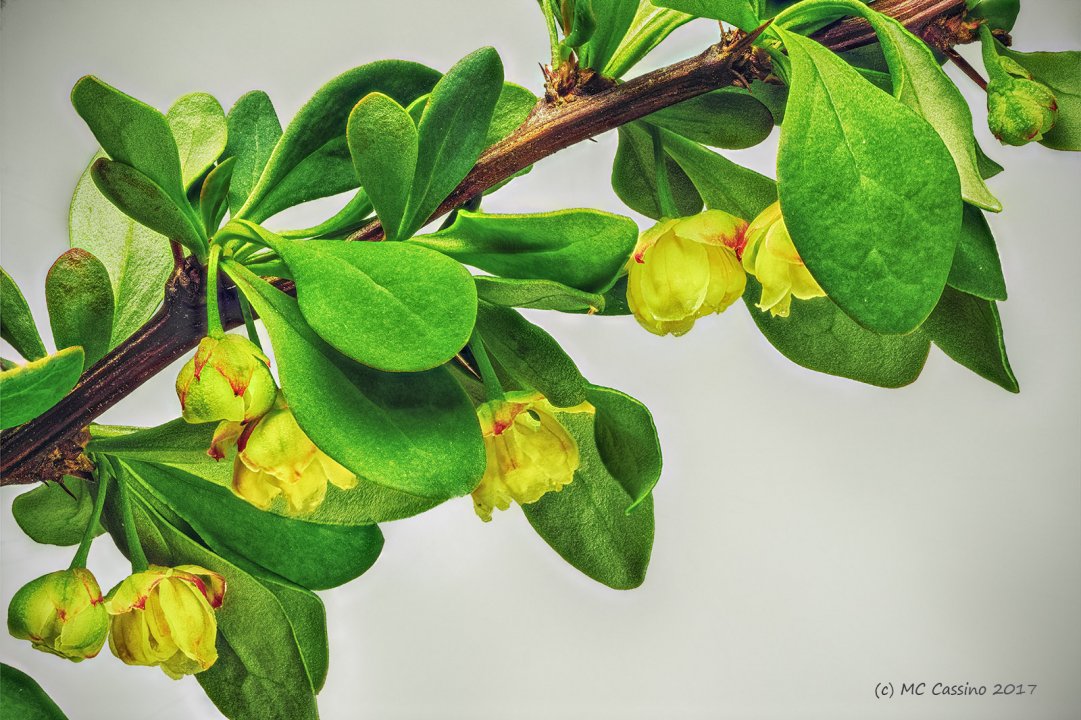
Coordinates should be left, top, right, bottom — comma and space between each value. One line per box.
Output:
211, 393, 357, 515
7, 568, 109, 662
472, 391, 594, 522
175, 334, 277, 424
105, 565, 226, 680
626, 210, 748, 336
742, 201, 826, 317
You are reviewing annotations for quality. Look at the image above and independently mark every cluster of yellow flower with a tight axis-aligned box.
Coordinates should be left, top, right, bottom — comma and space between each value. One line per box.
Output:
626, 201, 825, 335
8, 564, 226, 679
177, 334, 356, 515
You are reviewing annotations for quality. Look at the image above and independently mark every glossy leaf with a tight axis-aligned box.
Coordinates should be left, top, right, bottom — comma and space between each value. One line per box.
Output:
418, 208, 637, 293
12, 477, 102, 547
652, 0, 762, 31
0, 347, 84, 430
227, 262, 485, 500
475, 302, 588, 407
859, 9, 1001, 211
266, 233, 477, 372
474, 276, 605, 314
109, 482, 320, 720
921, 286, 1018, 392
522, 410, 655, 589
612, 122, 702, 219
744, 276, 930, 387
0, 664, 69, 720
346, 93, 418, 240
578, 0, 639, 72
70, 76, 187, 209
238, 61, 440, 221
775, 28, 961, 334
644, 88, 774, 149
90, 158, 206, 255
1001, 44, 1081, 151
69, 154, 173, 346
402, 48, 504, 237
604, 1, 694, 78
0, 266, 47, 361
199, 156, 235, 233
663, 129, 778, 219
124, 458, 383, 590
224, 91, 282, 215
166, 92, 228, 190
587, 384, 661, 513
948, 205, 1007, 301
45, 249, 114, 370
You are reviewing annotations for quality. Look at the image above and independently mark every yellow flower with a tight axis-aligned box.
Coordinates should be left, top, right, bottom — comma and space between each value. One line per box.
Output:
742, 201, 825, 317
175, 334, 276, 424
105, 565, 225, 679
472, 391, 594, 522
626, 210, 747, 336
211, 393, 357, 515
7, 568, 109, 662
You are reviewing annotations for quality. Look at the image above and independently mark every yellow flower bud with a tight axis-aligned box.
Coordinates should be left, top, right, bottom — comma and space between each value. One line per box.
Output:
626, 210, 747, 336
105, 565, 225, 680
7, 568, 109, 662
742, 201, 825, 317
176, 334, 277, 424
211, 393, 357, 515
472, 391, 594, 522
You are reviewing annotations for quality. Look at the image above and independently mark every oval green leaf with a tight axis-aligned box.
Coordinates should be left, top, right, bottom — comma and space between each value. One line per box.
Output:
166, 92, 228, 190
347, 93, 418, 241
0, 266, 47, 361
0, 346, 84, 430
775, 27, 962, 334
45, 248, 114, 370
12, 477, 102, 547
224, 91, 283, 215
0, 664, 69, 720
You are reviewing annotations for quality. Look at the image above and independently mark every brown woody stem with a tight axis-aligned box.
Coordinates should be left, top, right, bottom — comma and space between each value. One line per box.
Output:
0, 0, 967, 485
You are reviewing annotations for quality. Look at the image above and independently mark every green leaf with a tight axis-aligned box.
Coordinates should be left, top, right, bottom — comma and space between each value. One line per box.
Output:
12, 477, 103, 547
663, 129, 778, 219
604, 1, 694, 78
266, 233, 477, 372
238, 61, 440, 221
920, 286, 1018, 392
522, 410, 655, 589
651, 0, 762, 31
166, 92, 228, 190
417, 208, 637, 294
947, 205, 1007, 301
124, 458, 383, 590
598, 275, 631, 316
1001, 44, 1081, 151
199, 156, 235, 233
224, 91, 283, 215
856, 10, 1001, 211
90, 157, 206, 256
775, 27, 962, 334
346, 93, 418, 240
107, 480, 321, 720
747, 78, 789, 124
227, 263, 485, 500
475, 302, 588, 407
586, 384, 661, 513
0, 664, 69, 720
485, 83, 537, 147
402, 48, 504, 238
578, 0, 639, 72
643, 88, 774, 149
612, 122, 702, 219
69, 153, 173, 347
0, 347, 84, 430
474, 276, 605, 314
45, 249, 114, 370
277, 189, 374, 240
743, 276, 931, 387
70, 76, 188, 210
0, 266, 47, 361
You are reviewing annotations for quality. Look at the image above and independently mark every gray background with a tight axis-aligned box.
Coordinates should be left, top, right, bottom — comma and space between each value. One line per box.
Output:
2, 1, 1079, 718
